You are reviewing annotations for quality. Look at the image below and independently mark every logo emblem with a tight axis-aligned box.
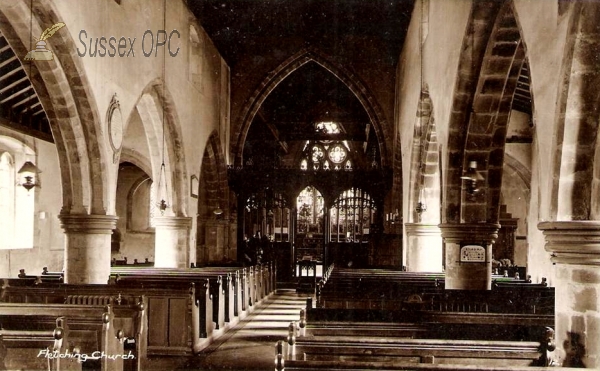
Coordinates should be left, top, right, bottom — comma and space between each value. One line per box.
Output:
24, 22, 65, 61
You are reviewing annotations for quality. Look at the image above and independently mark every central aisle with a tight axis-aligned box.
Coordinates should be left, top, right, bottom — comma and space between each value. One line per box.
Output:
183, 289, 308, 370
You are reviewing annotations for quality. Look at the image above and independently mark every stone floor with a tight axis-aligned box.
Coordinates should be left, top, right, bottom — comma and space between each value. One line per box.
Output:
146, 289, 308, 371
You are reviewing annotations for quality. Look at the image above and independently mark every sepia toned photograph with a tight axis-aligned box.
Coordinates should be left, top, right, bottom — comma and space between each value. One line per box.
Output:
0, 0, 597, 370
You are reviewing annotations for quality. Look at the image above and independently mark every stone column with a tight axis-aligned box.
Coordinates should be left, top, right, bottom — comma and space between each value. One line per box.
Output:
154, 216, 192, 268
539, 221, 600, 369
405, 223, 443, 272
439, 223, 499, 290
59, 214, 118, 284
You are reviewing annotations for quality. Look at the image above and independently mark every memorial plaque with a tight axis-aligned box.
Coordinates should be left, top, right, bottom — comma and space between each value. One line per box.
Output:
460, 245, 486, 262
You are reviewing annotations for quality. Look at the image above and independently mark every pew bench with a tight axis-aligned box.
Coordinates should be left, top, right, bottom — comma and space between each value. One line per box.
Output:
110, 269, 230, 330
280, 337, 551, 366
276, 359, 581, 371
0, 317, 78, 371
0, 303, 133, 371
0, 280, 211, 358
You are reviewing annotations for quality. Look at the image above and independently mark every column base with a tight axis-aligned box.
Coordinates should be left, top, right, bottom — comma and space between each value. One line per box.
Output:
154, 216, 192, 268
59, 214, 118, 284
405, 223, 443, 272
439, 223, 499, 290
539, 221, 600, 368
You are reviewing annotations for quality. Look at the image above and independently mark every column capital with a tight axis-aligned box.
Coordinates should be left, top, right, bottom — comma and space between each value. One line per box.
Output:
59, 214, 118, 233
153, 216, 193, 229
439, 223, 500, 244
539, 221, 600, 266
405, 223, 441, 236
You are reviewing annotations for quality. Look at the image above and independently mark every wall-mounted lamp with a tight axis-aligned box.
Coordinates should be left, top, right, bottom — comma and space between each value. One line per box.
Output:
461, 160, 484, 196
415, 187, 427, 215
386, 209, 400, 224
18, 161, 40, 191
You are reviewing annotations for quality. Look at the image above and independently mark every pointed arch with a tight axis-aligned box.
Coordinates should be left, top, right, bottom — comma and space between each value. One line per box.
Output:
233, 47, 392, 168
550, 1, 600, 221
199, 131, 228, 219
0, 0, 108, 215
128, 78, 188, 217
408, 89, 440, 224
445, 1, 530, 224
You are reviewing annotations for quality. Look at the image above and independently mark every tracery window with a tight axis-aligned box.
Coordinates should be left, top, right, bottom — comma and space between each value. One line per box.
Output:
300, 141, 351, 171
315, 121, 340, 134
297, 186, 324, 234
330, 188, 375, 242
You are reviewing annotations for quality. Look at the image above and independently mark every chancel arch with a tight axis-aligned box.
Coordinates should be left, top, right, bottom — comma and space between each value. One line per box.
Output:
233, 48, 392, 169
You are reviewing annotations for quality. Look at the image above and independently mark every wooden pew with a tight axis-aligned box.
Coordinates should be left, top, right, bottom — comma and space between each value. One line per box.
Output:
278, 338, 552, 367
18, 269, 63, 283
110, 264, 274, 326
276, 318, 559, 369
0, 303, 132, 371
0, 284, 147, 369
317, 268, 554, 314
110, 269, 228, 330
0, 280, 212, 358
0, 317, 80, 371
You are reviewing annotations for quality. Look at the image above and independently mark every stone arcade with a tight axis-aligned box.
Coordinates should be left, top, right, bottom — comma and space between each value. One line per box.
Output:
0, 0, 599, 369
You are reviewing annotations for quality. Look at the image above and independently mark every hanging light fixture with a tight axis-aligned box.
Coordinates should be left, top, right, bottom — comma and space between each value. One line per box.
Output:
461, 160, 484, 195
18, 160, 40, 191
18, 1, 40, 192
156, 0, 169, 215
213, 164, 223, 216
415, 186, 427, 215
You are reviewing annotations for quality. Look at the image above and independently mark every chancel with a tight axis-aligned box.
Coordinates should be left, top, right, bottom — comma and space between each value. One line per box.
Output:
0, 0, 598, 370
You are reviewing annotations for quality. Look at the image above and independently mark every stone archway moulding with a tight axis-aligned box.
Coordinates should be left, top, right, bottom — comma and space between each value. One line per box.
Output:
199, 131, 228, 219
0, 0, 108, 215
233, 47, 392, 168
128, 78, 189, 217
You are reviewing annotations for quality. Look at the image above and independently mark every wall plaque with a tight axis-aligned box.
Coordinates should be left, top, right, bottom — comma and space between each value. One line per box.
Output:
107, 93, 123, 163
460, 245, 485, 262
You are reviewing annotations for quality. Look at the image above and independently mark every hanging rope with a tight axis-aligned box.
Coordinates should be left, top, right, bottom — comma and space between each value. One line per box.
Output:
158, 0, 169, 214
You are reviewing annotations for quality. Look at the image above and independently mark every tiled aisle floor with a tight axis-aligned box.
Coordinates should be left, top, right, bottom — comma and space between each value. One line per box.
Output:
180, 289, 308, 371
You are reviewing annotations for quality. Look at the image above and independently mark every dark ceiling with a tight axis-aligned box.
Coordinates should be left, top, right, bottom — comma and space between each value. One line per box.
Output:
0, 31, 51, 142
188, 0, 415, 68
189, 0, 415, 167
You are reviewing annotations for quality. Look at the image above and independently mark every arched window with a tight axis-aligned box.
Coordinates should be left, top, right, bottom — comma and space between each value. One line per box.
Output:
0, 152, 15, 249
296, 186, 324, 234
330, 188, 376, 242
0, 149, 35, 250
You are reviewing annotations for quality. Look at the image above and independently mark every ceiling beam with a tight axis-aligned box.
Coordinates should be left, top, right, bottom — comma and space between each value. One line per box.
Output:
257, 109, 288, 154
0, 65, 23, 83
0, 55, 17, 69
0, 76, 28, 94
11, 93, 37, 110
21, 101, 41, 114
1, 85, 32, 104
0, 116, 54, 143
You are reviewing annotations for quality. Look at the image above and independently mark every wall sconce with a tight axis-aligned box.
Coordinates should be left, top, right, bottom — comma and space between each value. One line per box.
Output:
213, 206, 223, 216
461, 160, 484, 195
18, 161, 40, 191
386, 209, 400, 224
